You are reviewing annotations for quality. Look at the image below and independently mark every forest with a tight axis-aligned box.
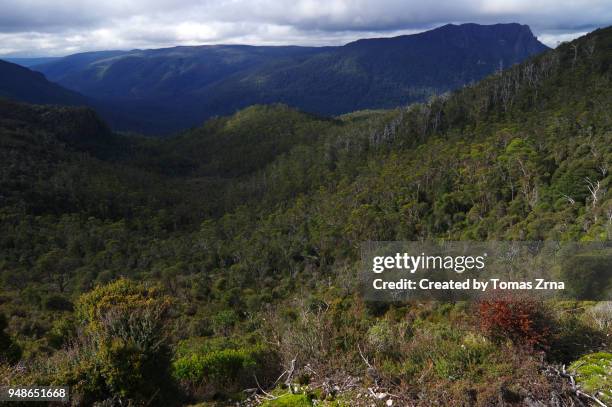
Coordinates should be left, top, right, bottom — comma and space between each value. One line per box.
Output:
29, 23, 548, 134
0, 26, 611, 406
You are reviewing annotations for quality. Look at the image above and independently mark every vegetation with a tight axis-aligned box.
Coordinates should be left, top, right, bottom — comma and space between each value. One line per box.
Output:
0, 26, 611, 405
33, 23, 548, 134
569, 352, 612, 403
173, 340, 279, 400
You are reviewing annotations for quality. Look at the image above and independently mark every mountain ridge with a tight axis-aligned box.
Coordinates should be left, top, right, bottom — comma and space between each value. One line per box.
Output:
29, 22, 549, 134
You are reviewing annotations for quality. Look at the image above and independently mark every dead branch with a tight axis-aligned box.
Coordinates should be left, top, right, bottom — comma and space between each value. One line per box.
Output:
561, 193, 576, 205
585, 177, 602, 207
284, 357, 296, 387
547, 365, 608, 407
357, 344, 374, 371
253, 373, 281, 401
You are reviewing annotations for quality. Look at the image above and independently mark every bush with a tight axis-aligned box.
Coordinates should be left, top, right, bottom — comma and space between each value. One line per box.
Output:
0, 314, 21, 364
586, 302, 612, 330
174, 348, 254, 385
478, 298, 551, 348
432, 332, 497, 381
378, 322, 499, 383
173, 342, 280, 400
43, 294, 73, 311
58, 279, 177, 405
45, 317, 75, 349
211, 309, 239, 336
548, 311, 608, 364
367, 319, 394, 354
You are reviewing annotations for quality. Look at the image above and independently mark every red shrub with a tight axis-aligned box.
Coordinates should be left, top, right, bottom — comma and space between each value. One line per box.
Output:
478, 298, 551, 348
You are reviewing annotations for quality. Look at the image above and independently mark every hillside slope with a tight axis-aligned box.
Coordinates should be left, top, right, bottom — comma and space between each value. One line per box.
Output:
0, 59, 88, 106
0, 26, 610, 406
37, 47, 324, 100
203, 23, 549, 115
0, 59, 168, 134
35, 23, 548, 134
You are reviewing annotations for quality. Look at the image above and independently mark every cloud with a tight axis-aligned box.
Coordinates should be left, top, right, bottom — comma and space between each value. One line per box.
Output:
0, 0, 610, 56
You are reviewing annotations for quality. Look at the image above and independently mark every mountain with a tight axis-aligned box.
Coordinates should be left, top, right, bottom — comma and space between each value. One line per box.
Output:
202, 23, 550, 116
0, 26, 610, 406
0, 59, 88, 106
0, 59, 182, 135
4, 57, 62, 68
34, 23, 549, 134
36, 47, 324, 100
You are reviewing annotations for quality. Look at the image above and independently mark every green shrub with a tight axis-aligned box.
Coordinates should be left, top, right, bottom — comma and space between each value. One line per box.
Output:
45, 317, 75, 349
585, 302, 612, 330
433, 333, 496, 380
367, 319, 394, 354
377, 322, 500, 384
42, 294, 73, 311
173, 342, 280, 399
548, 312, 607, 364
0, 314, 21, 364
58, 279, 176, 405
211, 309, 239, 336
174, 348, 255, 385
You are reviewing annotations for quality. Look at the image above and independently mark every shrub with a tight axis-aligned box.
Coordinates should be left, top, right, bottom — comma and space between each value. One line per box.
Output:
173, 342, 280, 400
432, 332, 497, 381
174, 348, 254, 385
381, 323, 499, 383
58, 279, 176, 405
0, 314, 21, 364
547, 311, 608, 364
559, 249, 612, 300
586, 302, 612, 330
42, 294, 73, 311
45, 317, 75, 349
211, 309, 239, 336
75, 278, 169, 327
478, 298, 551, 348
367, 319, 394, 354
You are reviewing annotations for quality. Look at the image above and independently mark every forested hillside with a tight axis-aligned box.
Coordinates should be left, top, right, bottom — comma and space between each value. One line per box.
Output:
0, 59, 173, 134
0, 60, 88, 106
32, 23, 548, 134
202, 23, 548, 118
0, 26, 611, 406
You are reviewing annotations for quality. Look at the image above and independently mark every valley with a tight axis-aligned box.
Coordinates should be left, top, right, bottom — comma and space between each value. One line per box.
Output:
0, 21, 610, 407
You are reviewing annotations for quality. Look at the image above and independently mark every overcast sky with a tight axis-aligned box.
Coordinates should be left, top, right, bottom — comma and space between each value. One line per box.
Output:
0, 0, 611, 56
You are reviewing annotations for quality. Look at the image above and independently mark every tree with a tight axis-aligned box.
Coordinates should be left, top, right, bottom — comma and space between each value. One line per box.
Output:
499, 138, 540, 207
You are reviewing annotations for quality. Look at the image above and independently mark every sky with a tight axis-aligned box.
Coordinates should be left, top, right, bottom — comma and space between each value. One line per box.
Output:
0, 0, 611, 57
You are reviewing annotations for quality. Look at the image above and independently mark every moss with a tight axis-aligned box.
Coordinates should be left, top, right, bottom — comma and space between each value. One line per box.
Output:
569, 352, 612, 403
260, 393, 313, 407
